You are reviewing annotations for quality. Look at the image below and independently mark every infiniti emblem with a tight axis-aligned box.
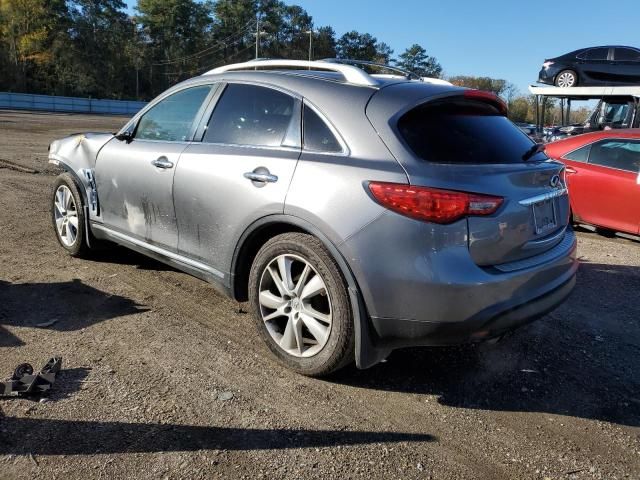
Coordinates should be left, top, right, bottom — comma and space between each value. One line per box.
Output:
549, 174, 561, 188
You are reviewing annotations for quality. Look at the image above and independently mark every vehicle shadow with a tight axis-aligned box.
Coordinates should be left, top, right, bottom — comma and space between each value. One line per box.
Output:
0, 414, 435, 455
333, 262, 640, 427
0, 279, 147, 347
86, 245, 178, 272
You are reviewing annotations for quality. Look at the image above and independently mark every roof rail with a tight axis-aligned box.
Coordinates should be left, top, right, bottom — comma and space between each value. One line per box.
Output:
204, 59, 378, 86
322, 58, 422, 80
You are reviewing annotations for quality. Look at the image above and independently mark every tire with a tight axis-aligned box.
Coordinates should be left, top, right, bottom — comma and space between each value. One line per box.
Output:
248, 233, 354, 377
555, 70, 578, 88
51, 173, 91, 257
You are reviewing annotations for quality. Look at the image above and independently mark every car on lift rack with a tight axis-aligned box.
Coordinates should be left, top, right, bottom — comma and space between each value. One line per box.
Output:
538, 46, 640, 88
48, 59, 577, 376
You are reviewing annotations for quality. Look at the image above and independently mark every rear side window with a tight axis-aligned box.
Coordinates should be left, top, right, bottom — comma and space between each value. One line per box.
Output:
397, 98, 544, 164
303, 105, 342, 153
204, 84, 296, 147
582, 48, 609, 60
589, 139, 640, 172
564, 145, 590, 162
615, 48, 640, 61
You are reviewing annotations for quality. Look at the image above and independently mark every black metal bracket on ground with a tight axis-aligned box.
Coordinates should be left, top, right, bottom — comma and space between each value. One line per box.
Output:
0, 357, 62, 397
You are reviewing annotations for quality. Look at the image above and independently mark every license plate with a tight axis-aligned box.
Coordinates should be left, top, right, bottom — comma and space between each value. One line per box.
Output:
532, 198, 557, 235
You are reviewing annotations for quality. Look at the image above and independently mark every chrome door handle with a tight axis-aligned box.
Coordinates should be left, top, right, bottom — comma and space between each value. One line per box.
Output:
151, 157, 174, 169
244, 171, 278, 183
565, 166, 577, 174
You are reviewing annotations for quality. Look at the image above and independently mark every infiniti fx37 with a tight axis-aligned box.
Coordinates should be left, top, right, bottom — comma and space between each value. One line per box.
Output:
48, 60, 578, 376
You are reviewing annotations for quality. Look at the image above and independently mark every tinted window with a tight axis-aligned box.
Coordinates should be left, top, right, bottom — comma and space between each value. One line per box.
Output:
136, 86, 212, 141
603, 103, 630, 127
204, 84, 295, 147
303, 106, 342, 153
615, 48, 640, 61
589, 139, 640, 172
583, 48, 609, 60
398, 99, 545, 164
564, 144, 590, 162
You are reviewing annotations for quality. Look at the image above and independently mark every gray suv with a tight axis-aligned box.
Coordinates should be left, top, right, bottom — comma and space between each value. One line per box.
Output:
48, 59, 578, 376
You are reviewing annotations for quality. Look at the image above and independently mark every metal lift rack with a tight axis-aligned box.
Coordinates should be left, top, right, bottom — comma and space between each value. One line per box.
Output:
528, 85, 640, 135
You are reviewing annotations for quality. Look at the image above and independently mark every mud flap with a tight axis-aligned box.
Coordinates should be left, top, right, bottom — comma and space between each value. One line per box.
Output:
349, 287, 391, 369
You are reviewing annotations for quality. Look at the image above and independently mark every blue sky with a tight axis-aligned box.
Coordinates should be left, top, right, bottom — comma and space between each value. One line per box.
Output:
125, 0, 639, 94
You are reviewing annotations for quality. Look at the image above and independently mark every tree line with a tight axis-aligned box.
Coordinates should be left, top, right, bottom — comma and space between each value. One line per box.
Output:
0, 0, 589, 125
0, 0, 442, 101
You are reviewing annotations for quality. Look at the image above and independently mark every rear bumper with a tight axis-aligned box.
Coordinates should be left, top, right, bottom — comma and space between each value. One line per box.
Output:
370, 273, 576, 348
339, 212, 578, 365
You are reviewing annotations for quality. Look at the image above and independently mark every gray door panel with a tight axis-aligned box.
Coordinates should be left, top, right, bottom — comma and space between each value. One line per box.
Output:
173, 144, 300, 274
95, 138, 187, 250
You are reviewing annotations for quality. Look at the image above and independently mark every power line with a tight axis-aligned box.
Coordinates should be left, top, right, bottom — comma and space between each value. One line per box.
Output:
157, 43, 254, 76
152, 20, 254, 66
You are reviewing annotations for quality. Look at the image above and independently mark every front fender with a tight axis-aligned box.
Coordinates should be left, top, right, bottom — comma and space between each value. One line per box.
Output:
48, 132, 114, 218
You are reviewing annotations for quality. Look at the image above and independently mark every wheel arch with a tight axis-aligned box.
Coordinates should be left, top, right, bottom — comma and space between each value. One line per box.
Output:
54, 168, 93, 248
230, 214, 388, 369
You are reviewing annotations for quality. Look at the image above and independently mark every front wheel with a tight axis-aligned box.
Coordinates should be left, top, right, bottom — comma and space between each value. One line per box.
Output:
249, 233, 354, 377
51, 173, 91, 257
555, 70, 578, 88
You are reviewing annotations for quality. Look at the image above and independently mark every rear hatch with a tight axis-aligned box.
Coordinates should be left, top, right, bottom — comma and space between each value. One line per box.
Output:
367, 85, 570, 267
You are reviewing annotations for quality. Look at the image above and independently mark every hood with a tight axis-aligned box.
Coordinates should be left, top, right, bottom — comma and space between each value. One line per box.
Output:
48, 132, 114, 169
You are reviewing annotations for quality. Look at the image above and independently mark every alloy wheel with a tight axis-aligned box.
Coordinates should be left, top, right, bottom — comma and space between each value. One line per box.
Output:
54, 185, 79, 247
557, 72, 576, 88
258, 254, 332, 358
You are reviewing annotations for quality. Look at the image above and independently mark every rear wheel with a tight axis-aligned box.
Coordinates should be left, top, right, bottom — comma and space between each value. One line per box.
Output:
248, 233, 354, 377
51, 173, 91, 257
555, 70, 578, 88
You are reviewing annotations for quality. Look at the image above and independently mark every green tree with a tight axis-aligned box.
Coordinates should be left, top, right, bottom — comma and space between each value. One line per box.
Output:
336, 31, 376, 61
395, 43, 442, 78
448, 75, 507, 95
137, 0, 214, 93
66, 0, 137, 98
313, 25, 336, 59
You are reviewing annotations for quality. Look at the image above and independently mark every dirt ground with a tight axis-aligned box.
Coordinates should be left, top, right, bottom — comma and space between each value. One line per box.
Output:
0, 110, 638, 480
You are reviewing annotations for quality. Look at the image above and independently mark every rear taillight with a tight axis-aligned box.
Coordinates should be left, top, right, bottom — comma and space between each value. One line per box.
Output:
368, 182, 503, 224
542, 61, 554, 68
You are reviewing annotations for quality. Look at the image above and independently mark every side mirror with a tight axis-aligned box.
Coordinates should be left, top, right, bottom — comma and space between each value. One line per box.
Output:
114, 131, 134, 143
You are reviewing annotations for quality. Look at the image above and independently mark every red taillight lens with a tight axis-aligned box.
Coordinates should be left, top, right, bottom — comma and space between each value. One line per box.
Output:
368, 182, 503, 224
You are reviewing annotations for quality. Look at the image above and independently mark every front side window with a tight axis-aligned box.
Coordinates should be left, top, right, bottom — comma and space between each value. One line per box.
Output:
615, 48, 640, 61
588, 139, 640, 172
135, 86, 212, 142
583, 48, 609, 61
564, 144, 591, 162
303, 105, 342, 153
204, 84, 296, 147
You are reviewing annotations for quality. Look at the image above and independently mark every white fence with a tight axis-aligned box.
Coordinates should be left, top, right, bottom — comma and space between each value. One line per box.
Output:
0, 92, 147, 115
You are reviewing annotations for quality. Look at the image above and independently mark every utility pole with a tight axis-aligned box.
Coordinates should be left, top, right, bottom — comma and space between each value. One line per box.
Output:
254, 13, 267, 61
255, 14, 259, 59
306, 29, 313, 61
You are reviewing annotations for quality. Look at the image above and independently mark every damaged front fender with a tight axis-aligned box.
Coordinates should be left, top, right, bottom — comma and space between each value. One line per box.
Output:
48, 132, 114, 218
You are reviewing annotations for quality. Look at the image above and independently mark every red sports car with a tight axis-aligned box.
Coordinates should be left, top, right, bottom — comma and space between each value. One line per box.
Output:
545, 130, 640, 236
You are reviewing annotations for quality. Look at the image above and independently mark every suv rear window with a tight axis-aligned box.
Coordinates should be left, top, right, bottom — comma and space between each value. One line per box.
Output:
398, 98, 545, 164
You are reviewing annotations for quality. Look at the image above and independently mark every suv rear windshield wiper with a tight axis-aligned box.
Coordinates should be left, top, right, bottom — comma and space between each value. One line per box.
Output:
522, 143, 545, 161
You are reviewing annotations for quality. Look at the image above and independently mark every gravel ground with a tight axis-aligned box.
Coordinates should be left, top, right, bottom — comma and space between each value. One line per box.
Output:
0, 110, 638, 480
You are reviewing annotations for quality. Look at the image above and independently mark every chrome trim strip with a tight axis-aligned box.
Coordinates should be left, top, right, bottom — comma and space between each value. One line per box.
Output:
91, 224, 224, 279
518, 187, 568, 206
